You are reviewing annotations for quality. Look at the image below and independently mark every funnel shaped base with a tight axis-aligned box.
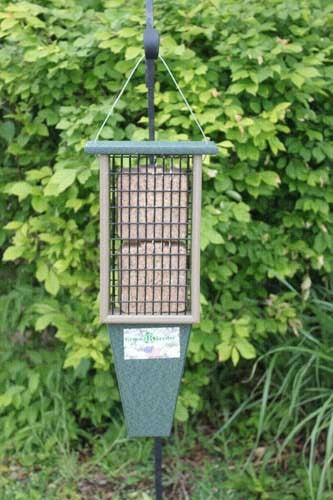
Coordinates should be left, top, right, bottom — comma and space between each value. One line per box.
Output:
109, 324, 191, 437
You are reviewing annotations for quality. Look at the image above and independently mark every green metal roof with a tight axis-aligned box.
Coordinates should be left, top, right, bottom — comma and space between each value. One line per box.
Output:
84, 140, 218, 155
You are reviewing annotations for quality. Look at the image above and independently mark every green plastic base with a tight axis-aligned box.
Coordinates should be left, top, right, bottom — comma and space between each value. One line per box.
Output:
109, 324, 191, 438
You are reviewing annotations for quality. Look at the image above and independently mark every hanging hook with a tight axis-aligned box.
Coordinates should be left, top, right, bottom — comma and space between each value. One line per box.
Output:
144, 0, 159, 60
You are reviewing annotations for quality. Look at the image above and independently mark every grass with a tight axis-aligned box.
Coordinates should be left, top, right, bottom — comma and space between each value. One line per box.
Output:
212, 282, 333, 500
0, 415, 317, 499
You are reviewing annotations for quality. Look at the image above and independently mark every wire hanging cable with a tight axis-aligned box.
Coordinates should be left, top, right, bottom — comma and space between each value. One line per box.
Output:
159, 55, 208, 142
93, 54, 208, 144
94, 54, 145, 142
146, 58, 155, 141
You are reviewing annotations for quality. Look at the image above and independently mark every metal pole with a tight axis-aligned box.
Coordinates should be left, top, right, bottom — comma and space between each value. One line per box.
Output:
146, 0, 154, 142
144, 0, 159, 142
145, 5, 162, 498
154, 437, 163, 500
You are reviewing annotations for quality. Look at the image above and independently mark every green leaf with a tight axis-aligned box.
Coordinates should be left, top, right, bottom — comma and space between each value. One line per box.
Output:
119, 27, 137, 38
35, 313, 56, 331
232, 203, 251, 222
125, 46, 142, 60
290, 73, 304, 88
3, 246, 24, 261
201, 319, 214, 333
261, 171, 281, 187
56, 119, 71, 130
314, 232, 327, 253
209, 230, 224, 245
219, 140, 234, 148
269, 102, 291, 122
217, 342, 232, 362
226, 190, 242, 202
237, 143, 259, 161
36, 262, 48, 282
45, 270, 60, 295
0, 121, 15, 142
32, 196, 48, 213
296, 66, 320, 79
175, 400, 189, 422
28, 373, 40, 394
236, 338, 256, 359
245, 173, 261, 187
268, 136, 286, 155
231, 347, 240, 366
234, 317, 250, 337
3, 221, 23, 230
0, 393, 13, 408
44, 169, 77, 196
6, 181, 35, 201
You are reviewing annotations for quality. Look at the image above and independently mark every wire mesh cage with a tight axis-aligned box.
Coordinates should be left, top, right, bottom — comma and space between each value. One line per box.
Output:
112, 154, 191, 316
85, 141, 218, 324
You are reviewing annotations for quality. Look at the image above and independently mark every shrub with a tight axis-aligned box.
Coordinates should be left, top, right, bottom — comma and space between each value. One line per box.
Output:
1, 0, 333, 426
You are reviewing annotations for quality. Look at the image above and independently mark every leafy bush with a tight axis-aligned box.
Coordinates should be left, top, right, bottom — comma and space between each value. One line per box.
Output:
0, 282, 120, 462
1, 0, 333, 427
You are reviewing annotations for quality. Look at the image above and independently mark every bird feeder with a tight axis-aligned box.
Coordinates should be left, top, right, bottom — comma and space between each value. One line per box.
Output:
85, 142, 217, 437
85, 2, 218, 439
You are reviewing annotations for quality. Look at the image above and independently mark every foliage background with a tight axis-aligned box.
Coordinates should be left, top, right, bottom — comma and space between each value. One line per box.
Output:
1, 0, 333, 460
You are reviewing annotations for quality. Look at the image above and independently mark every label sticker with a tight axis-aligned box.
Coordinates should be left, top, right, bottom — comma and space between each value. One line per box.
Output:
123, 327, 180, 360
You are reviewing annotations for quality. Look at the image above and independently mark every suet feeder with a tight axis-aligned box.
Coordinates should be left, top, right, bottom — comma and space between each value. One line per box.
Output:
85, 2, 218, 440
